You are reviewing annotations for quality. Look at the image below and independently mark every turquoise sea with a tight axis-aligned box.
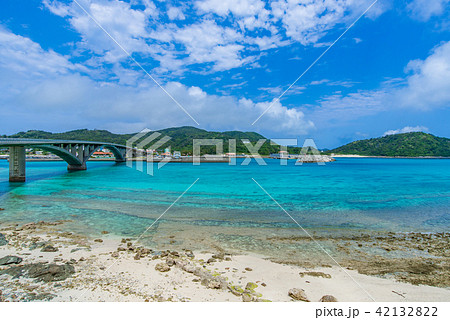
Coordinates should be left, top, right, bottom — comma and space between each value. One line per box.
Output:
0, 158, 449, 257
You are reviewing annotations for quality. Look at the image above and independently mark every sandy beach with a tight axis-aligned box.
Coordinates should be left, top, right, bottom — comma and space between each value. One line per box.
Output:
0, 220, 449, 302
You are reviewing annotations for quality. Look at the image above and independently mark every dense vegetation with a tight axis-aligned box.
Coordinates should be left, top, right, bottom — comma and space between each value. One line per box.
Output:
4, 129, 449, 157
326, 132, 450, 157
3, 127, 281, 155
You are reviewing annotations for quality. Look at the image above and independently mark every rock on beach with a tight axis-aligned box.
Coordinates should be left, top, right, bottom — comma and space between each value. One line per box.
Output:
319, 295, 338, 302
0, 255, 23, 266
288, 288, 309, 302
0, 262, 75, 282
40, 245, 58, 252
155, 263, 170, 272
0, 233, 7, 246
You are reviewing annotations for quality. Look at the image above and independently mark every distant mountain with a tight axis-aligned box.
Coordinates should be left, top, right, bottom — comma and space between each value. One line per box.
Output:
327, 132, 450, 157
3, 127, 279, 155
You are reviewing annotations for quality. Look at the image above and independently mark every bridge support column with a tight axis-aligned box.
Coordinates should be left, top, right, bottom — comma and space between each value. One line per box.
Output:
114, 148, 127, 163
9, 146, 26, 182
67, 164, 87, 171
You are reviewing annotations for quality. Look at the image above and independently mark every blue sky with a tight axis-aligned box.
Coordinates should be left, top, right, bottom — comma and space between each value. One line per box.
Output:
0, 0, 449, 148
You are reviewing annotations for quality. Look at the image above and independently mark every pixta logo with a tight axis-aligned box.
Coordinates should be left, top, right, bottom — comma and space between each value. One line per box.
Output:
126, 129, 331, 176
192, 138, 328, 165
126, 129, 172, 176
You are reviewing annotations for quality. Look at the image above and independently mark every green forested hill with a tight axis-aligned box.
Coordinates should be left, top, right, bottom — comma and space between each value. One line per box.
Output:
5, 128, 448, 156
3, 127, 279, 155
327, 132, 450, 157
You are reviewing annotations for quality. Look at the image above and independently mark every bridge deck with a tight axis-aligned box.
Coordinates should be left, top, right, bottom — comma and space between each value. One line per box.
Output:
0, 138, 127, 148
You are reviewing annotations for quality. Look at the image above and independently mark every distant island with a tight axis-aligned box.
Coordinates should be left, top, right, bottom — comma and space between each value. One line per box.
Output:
2, 129, 449, 157
326, 132, 450, 157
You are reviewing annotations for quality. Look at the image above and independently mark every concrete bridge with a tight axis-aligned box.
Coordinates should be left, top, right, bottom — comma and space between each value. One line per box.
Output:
0, 138, 130, 182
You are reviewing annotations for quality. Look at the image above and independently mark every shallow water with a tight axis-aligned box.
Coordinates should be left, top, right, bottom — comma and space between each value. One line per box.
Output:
0, 158, 449, 256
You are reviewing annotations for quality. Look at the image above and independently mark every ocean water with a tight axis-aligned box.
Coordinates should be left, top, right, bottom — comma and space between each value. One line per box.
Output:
0, 158, 449, 256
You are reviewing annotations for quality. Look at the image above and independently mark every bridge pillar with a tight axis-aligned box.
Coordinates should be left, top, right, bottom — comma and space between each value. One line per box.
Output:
9, 146, 26, 182
115, 149, 126, 162
113, 147, 127, 163
67, 164, 87, 171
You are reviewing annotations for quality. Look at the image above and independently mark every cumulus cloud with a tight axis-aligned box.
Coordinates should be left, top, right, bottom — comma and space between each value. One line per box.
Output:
0, 28, 313, 135
196, 0, 267, 17
270, 0, 385, 45
167, 6, 185, 20
383, 126, 429, 136
42, 0, 386, 74
51, 0, 154, 63
0, 27, 81, 76
407, 0, 449, 21
2, 75, 315, 135
303, 40, 450, 129
397, 41, 450, 110
195, 0, 272, 31
167, 20, 251, 71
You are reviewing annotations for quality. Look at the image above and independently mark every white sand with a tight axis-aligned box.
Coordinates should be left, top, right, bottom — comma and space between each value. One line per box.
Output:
1, 234, 449, 302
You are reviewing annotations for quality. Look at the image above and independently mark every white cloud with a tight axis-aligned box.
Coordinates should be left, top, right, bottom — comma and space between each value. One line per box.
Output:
196, 0, 266, 17
3, 76, 315, 135
247, 34, 287, 50
327, 80, 359, 88
167, 20, 251, 71
0, 27, 81, 76
42, 0, 71, 16
302, 40, 450, 129
407, 0, 449, 21
310, 79, 329, 85
309, 79, 357, 87
44, 1, 257, 73
0, 28, 314, 136
167, 6, 185, 20
258, 86, 282, 94
306, 89, 389, 128
270, 0, 385, 45
383, 126, 429, 136
271, 0, 341, 45
43, 0, 155, 63
397, 41, 450, 109
42, 0, 386, 74
195, 0, 272, 31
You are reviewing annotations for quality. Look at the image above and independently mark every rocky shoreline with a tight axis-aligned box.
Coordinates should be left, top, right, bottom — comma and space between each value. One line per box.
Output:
0, 221, 449, 302
267, 232, 450, 288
